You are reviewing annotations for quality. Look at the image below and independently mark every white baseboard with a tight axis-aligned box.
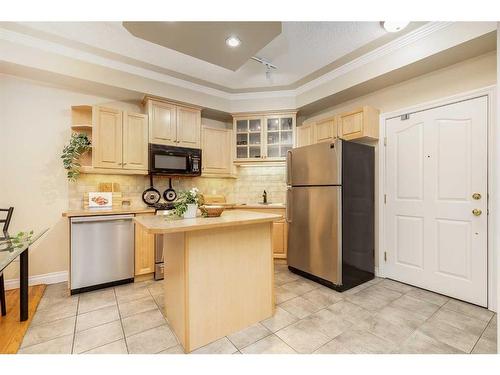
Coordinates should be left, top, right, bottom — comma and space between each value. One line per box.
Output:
4, 271, 68, 290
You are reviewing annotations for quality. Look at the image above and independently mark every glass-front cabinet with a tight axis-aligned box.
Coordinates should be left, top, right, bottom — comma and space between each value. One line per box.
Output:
233, 112, 296, 163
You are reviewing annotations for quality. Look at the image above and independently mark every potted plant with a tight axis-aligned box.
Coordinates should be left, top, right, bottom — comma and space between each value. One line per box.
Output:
61, 133, 91, 181
174, 188, 201, 219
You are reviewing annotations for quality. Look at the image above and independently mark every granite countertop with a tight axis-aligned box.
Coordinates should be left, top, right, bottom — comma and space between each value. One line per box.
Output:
207, 203, 286, 209
134, 209, 282, 234
62, 206, 156, 217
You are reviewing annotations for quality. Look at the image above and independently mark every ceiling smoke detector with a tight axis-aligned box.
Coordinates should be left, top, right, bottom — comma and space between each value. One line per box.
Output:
381, 21, 410, 33
251, 56, 277, 81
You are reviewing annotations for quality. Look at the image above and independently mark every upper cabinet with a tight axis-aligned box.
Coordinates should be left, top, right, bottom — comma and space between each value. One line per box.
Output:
145, 97, 201, 148
295, 105, 379, 148
315, 117, 337, 143
201, 124, 235, 178
93, 106, 123, 169
233, 112, 296, 163
123, 112, 149, 170
337, 106, 379, 141
296, 122, 315, 147
73, 105, 148, 175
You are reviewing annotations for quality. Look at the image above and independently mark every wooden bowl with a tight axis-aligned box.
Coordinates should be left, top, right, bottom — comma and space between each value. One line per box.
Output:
200, 205, 225, 217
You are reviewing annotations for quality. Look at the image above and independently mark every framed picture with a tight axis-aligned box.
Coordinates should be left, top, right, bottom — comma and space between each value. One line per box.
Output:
88, 192, 113, 209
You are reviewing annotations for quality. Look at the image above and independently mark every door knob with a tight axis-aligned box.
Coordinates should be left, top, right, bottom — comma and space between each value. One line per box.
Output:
472, 209, 482, 216
472, 193, 481, 200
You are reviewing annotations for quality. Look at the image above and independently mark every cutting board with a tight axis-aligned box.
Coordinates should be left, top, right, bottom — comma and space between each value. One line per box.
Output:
83, 192, 123, 209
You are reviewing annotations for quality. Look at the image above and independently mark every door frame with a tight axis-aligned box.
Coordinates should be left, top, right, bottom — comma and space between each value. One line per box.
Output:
377, 85, 497, 311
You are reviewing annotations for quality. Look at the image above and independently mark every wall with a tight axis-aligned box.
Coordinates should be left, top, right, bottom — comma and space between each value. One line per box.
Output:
0, 74, 141, 282
301, 51, 496, 124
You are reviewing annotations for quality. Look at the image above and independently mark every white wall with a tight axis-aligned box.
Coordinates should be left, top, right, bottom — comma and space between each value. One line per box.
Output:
0, 74, 141, 281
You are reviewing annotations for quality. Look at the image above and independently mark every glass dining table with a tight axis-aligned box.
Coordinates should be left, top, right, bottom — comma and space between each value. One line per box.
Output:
0, 229, 48, 321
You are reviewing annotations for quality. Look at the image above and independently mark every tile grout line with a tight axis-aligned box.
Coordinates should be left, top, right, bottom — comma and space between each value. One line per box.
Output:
470, 313, 495, 353
70, 294, 80, 354
113, 287, 130, 354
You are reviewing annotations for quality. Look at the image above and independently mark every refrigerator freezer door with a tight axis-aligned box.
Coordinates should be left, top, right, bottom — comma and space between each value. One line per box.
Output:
287, 186, 342, 284
288, 140, 341, 186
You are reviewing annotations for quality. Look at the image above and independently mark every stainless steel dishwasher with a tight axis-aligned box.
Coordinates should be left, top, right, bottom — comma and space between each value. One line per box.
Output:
70, 214, 134, 294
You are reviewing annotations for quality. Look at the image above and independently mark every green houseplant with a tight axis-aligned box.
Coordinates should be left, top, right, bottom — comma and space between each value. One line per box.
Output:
174, 188, 201, 218
61, 133, 91, 181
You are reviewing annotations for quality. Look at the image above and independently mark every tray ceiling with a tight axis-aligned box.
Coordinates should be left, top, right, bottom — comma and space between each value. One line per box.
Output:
122, 21, 282, 71
4, 21, 422, 92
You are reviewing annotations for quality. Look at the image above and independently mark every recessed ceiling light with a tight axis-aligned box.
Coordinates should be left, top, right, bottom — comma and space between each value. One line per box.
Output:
225, 36, 241, 48
382, 21, 410, 33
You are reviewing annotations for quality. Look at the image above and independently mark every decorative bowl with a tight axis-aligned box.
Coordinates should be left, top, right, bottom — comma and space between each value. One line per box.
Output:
200, 205, 225, 217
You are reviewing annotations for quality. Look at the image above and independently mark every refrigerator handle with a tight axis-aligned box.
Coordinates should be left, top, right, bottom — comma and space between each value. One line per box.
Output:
286, 187, 292, 223
286, 150, 292, 186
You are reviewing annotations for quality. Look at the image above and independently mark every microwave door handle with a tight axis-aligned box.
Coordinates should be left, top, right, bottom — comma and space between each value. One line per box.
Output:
187, 155, 192, 170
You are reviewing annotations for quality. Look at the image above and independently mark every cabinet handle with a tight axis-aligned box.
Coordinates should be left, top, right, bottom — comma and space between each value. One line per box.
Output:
123, 162, 127, 166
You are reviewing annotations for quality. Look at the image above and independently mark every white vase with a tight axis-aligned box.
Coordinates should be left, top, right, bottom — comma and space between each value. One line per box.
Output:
183, 203, 198, 219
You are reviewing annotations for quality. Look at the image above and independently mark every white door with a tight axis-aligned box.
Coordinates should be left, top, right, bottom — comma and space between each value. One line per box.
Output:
385, 96, 488, 306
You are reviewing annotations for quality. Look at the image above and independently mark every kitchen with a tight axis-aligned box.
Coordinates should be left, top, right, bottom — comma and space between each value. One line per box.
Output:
0, 11, 498, 370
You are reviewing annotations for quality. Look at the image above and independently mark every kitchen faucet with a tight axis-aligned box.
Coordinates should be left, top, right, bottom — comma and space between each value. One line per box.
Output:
262, 190, 267, 204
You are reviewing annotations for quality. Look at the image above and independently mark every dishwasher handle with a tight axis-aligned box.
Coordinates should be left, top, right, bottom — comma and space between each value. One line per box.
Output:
70, 214, 134, 223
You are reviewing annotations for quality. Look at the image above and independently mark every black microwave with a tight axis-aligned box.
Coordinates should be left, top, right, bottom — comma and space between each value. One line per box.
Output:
149, 144, 202, 176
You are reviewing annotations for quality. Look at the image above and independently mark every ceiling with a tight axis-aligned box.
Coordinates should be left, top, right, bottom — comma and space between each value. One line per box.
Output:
122, 21, 282, 71
7, 21, 422, 92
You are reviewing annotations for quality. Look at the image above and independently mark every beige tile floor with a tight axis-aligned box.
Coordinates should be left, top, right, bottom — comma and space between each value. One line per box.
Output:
18, 262, 497, 354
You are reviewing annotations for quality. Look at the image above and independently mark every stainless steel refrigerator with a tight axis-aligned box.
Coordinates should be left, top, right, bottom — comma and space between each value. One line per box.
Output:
286, 139, 374, 291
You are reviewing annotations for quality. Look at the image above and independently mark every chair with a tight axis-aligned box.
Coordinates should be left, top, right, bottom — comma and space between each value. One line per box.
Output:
0, 207, 14, 316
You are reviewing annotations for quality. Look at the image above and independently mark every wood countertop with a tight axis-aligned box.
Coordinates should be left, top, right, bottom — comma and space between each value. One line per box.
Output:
62, 207, 155, 217
134, 209, 282, 234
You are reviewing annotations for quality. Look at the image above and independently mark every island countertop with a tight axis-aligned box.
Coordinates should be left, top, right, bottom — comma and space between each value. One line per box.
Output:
134, 209, 282, 234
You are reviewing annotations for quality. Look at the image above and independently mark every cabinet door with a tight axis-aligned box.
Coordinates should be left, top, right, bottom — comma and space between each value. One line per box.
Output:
177, 106, 201, 148
150, 101, 177, 145
272, 220, 286, 257
201, 126, 232, 175
135, 214, 155, 276
339, 110, 364, 140
315, 117, 337, 143
296, 123, 315, 147
265, 116, 294, 160
123, 112, 148, 171
93, 106, 123, 169
235, 118, 263, 161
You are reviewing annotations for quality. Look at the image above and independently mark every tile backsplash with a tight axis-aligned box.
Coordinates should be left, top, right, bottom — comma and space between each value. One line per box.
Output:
68, 165, 286, 209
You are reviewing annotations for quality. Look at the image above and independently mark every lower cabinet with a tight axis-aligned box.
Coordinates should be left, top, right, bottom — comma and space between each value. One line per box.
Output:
134, 213, 155, 276
230, 208, 287, 259
271, 219, 287, 259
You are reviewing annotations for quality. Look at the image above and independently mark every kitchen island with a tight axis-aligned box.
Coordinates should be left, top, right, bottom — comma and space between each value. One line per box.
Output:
134, 210, 282, 352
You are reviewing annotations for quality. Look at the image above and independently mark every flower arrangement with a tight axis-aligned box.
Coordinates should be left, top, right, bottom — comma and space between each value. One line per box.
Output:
173, 188, 201, 218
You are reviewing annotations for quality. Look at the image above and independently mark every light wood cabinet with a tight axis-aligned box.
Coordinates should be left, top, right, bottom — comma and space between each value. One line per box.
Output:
233, 112, 296, 163
145, 97, 201, 148
295, 106, 379, 148
149, 101, 177, 145
201, 125, 234, 177
74, 105, 148, 175
296, 122, 315, 147
272, 220, 287, 257
135, 213, 155, 276
123, 113, 148, 170
177, 106, 201, 148
93, 107, 123, 169
229, 207, 287, 258
315, 117, 337, 143
338, 106, 379, 141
